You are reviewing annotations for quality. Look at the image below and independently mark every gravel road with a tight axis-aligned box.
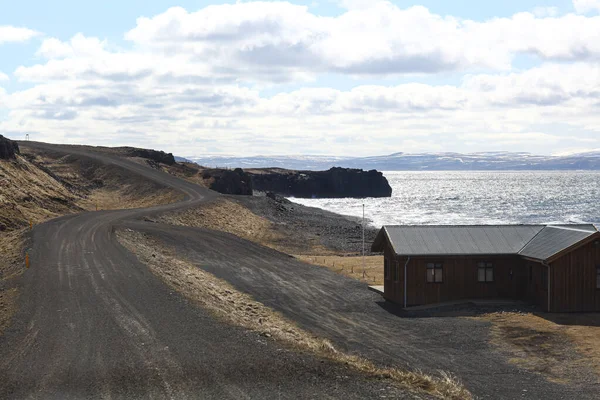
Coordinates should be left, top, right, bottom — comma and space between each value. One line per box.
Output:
0, 142, 412, 400
1, 141, 595, 399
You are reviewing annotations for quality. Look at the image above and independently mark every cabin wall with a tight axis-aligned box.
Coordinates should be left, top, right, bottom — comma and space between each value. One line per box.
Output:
549, 239, 600, 312
380, 237, 600, 311
522, 262, 549, 311
401, 256, 526, 306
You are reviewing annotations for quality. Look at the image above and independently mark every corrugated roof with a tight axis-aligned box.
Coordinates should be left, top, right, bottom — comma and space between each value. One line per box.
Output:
519, 226, 597, 260
377, 225, 543, 256
373, 224, 598, 261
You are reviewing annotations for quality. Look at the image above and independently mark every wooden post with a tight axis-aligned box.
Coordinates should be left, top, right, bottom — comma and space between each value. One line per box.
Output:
29, 220, 33, 230
25, 253, 30, 269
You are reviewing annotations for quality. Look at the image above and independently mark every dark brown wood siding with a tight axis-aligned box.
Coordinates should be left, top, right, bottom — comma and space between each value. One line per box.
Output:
398, 255, 526, 306
549, 238, 600, 312
380, 235, 600, 312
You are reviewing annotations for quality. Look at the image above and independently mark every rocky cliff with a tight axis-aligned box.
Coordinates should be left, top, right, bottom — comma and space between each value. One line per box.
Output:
203, 168, 253, 195
121, 147, 175, 165
0, 135, 20, 160
249, 167, 392, 198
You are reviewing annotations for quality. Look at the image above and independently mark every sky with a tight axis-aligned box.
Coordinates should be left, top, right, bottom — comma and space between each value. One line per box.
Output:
0, 0, 599, 157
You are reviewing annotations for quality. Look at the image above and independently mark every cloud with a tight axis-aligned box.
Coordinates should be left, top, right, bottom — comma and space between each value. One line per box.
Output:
4, 60, 600, 155
532, 6, 559, 17
120, 1, 600, 79
36, 34, 107, 59
573, 0, 600, 14
0, 26, 39, 44
4, 2, 600, 156
0, 71, 8, 81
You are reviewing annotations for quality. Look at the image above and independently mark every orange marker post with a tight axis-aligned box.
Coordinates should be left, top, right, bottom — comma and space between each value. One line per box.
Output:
29, 219, 33, 230
25, 253, 30, 269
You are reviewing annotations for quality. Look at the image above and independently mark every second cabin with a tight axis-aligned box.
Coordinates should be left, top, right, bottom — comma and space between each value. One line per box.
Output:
371, 225, 600, 312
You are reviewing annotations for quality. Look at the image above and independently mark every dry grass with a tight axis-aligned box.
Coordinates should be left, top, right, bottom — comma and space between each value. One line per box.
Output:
0, 228, 26, 335
295, 255, 384, 285
0, 156, 78, 230
117, 229, 471, 400
157, 199, 286, 251
473, 312, 600, 384
77, 186, 182, 211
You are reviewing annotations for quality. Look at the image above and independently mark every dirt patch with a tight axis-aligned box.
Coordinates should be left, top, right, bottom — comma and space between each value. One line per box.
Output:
474, 312, 599, 385
116, 228, 470, 400
156, 199, 287, 251
295, 255, 384, 285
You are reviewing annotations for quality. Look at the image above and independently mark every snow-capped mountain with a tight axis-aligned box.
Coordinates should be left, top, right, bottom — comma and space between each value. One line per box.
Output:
182, 151, 600, 171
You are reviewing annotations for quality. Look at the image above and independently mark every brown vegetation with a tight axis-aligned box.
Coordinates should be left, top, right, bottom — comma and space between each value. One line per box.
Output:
295, 255, 384, 285
474, 312, 600, 385
117, 229, 471, 400
156, 199, 287, 251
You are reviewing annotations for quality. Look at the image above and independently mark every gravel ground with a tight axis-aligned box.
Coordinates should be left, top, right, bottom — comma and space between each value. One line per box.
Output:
125, 221, 600, 400
231, 194, 379, 255
0, 142, 419, 400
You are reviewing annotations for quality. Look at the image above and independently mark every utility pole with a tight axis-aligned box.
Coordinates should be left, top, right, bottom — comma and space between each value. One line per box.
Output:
362, 203, 366, 279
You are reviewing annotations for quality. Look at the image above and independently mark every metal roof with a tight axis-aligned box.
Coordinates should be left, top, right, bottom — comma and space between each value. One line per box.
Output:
519, 226, 597, 261
372, 224, 599, 261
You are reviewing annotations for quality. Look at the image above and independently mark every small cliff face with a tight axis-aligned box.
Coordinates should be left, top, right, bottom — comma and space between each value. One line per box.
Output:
121, 147, 176, 165
203, 168, 253, 195
0, 135, 20, 160
249, 167, 392, 198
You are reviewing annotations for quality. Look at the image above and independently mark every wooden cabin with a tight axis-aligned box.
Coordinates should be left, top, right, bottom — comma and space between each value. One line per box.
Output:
371, 225, 600, 312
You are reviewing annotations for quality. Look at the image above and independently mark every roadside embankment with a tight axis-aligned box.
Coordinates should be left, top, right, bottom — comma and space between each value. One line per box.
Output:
117, 228, 471, 400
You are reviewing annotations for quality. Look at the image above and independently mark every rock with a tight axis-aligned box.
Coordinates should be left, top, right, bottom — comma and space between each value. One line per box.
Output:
249, 167, 392, 198
266, 191, 292, 204
121, 147, 176, 165
204, 168, 253, 195
0, 135, 20, 160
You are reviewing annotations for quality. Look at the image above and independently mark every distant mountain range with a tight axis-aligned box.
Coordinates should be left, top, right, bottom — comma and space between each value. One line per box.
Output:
181, 151, 600, 171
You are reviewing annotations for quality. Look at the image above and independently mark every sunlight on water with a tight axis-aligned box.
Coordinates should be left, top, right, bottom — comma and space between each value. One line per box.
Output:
288, 171, 600, 228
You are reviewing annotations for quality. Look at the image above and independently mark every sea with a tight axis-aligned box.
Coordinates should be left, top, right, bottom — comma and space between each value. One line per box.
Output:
288, 171, 600, 228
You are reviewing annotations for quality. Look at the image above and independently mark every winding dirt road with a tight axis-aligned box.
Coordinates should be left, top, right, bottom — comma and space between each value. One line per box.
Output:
1, 142, 596, 399
0, 142, 409, 399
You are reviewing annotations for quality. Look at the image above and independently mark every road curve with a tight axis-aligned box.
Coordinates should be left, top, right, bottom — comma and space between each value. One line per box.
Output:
0, 142, 408, 400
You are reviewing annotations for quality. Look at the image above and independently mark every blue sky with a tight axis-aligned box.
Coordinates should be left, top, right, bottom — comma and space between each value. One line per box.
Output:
0, 0, 599, 156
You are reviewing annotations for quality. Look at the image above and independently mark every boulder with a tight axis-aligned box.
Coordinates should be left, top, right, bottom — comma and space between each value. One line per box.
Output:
0, 135, 20, 160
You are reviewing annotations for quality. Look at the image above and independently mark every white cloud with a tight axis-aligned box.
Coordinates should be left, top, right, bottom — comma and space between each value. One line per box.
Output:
121, 2, 600, 79
36, 34, 107, 59
532, 6, 559, 17
573, 0, 600, 14
4, 61, 600, 155
4, 2, 600, 156
0, 26, 39, 44
0, 71, 8, 81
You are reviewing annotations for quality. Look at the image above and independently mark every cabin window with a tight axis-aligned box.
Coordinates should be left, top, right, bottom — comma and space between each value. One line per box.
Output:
596, 266, 600, 289
426, 263, 443, 283
477, 262, 494, 282
384, 258, 390, 280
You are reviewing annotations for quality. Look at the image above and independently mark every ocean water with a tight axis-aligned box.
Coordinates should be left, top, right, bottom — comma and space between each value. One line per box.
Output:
288, 171, 600, 228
